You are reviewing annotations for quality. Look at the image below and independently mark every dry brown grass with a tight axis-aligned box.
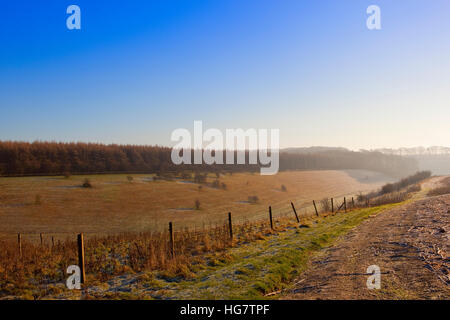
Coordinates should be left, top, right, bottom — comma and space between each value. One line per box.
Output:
0, 173, 408, 299
367, 191, 410, 206
0, 169, 385, 298
0, 172, 437, 299
0, 212, 303, 298
0, 170, 384, 240
427, 177, 450, 196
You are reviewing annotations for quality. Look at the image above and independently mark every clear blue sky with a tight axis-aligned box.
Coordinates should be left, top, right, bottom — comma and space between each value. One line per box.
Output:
1, 0, 449, 149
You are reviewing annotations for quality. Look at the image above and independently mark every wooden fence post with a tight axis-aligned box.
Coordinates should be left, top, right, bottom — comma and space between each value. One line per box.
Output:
18, 233, 22, 257
352, 197, 355, 208
40, 233, 43, 246
228, 212, 233, 240
313, 200, 319, 217
169, 222, 175, 258
52, 236, 55, 248
77, 233, 86, 284
335, 201, 345, 214
290, 202, 300, 223
344, 197, 347, 213
269, 206, 274, 230
331, 198, 334, 213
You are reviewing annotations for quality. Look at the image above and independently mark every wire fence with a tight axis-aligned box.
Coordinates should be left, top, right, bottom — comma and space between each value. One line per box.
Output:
0, 193, 360, 245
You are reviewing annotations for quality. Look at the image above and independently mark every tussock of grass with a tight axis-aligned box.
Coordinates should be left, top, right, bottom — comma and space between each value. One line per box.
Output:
427, 177, 450, 196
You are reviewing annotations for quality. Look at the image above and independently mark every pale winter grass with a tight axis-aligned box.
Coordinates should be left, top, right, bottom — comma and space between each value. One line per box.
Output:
0, 170, 384, 238
428, 177, 450, 196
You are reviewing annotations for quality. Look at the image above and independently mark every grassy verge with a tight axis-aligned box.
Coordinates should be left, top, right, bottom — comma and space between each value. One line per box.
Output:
80, 202, 404, 300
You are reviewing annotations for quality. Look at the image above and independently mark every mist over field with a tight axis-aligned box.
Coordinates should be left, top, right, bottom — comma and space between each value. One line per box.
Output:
374, 147, 450, 175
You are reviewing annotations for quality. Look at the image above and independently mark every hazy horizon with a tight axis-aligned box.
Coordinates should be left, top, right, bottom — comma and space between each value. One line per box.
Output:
1, 139, 449, 153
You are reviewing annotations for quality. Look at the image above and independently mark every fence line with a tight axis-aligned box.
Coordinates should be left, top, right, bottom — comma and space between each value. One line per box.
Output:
1, 194, 374, 287
2, 195, 365, 245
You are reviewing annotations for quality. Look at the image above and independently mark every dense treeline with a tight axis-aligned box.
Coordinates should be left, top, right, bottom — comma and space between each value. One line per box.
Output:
0, 141, 418, 178
0, 141, 176, 175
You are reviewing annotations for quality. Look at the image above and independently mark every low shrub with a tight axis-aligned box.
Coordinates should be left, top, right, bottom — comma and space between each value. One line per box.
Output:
82, 178, 92, 188
379, 171, 431, 195
195, 199, 201, 210
368, 192, 409, 206
34, 194, 42, 205
248, 196, 259, 204
320, 198, 330, 212
211, 180, 220, 189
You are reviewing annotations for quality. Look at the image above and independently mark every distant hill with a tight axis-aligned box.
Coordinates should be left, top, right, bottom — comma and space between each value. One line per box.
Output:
282, 146, 349, 154
279, 148, 418, 179
412, 155, 450, 175
375, 147, 450, 175
374, 146, 450, 156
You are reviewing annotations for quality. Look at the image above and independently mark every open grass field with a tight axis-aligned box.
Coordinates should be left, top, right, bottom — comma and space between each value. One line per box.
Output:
0, 175, 443, 300
0, 170, 390, 241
